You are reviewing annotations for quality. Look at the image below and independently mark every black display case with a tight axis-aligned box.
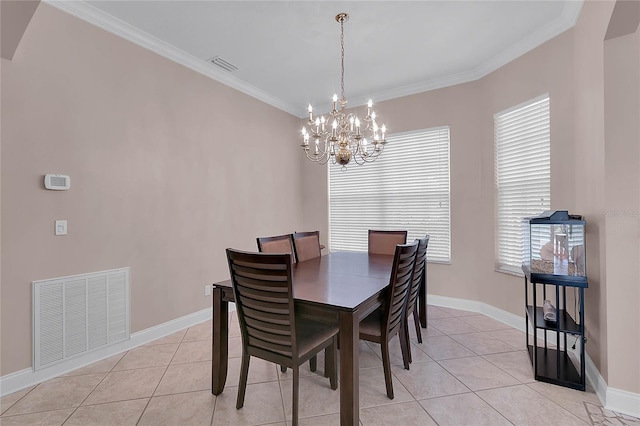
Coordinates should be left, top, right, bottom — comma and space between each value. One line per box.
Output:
522, 211, 587, 391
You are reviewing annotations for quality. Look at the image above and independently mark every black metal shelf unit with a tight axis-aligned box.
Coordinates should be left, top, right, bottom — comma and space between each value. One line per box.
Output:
524, 272, 587, 391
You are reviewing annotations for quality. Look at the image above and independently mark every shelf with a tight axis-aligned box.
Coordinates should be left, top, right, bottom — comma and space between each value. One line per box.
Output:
526, 306, 581, 334
522, 267, 588, 287
527, 345, 585, 391
529, 272, 588, 288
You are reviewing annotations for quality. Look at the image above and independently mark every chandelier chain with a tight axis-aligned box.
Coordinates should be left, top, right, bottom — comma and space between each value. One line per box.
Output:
340, 18, 345, 104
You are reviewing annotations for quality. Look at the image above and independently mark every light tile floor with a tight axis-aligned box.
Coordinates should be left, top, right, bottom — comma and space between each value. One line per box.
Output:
2, 305, 639, 425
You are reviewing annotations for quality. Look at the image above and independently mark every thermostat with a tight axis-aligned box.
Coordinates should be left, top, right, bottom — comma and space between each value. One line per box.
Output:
44, 174, 70, 190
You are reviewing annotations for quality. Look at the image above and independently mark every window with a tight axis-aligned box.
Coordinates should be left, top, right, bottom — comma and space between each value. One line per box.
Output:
495, 95, 550, 273
329, 126, 450, 263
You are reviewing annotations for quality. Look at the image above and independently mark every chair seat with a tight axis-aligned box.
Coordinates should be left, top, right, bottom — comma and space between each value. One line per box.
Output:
296, 317, 339, 357
359, 309, 384, 342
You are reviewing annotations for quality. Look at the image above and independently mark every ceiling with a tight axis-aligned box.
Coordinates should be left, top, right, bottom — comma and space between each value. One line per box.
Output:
48, 1, 583, 117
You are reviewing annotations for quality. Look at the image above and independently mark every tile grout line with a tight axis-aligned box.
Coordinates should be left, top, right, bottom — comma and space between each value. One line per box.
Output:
0, 383, 39, 417
60, 350, 129, 425
135, 326, 189, 426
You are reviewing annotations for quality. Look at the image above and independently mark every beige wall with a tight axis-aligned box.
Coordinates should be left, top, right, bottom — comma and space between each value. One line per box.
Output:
0, 4, 304, 375
604, 28, 640, 394
572, 0, 616, 383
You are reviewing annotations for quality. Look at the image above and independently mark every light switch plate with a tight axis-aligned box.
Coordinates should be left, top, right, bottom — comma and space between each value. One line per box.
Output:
55, 220, 67, 236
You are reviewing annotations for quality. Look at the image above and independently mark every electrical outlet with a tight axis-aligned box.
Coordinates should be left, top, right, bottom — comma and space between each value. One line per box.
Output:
204, 285, 211, 297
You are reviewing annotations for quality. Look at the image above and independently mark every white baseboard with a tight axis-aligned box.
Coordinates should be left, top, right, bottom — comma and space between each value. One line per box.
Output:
0, 307, 216, 397
429, 293, 639, 419
428, 294, 524, 331
606, 387, 640, 418
585, 351, 608, 409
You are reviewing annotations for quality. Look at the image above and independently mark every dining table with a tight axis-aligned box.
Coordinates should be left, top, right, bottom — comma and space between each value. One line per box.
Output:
210, 251, 425, 425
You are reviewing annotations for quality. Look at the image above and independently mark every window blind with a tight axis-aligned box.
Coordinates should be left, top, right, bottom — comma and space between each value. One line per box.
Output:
495, 95, 551, 273
329, 126, 450, 262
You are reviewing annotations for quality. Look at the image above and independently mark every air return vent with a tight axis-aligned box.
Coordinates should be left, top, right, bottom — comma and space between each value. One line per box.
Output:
33, 268, 130, 371
208, 56, 238, 72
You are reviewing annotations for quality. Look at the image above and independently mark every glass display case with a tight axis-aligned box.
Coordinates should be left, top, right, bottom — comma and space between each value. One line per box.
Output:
522, 211, 587, 286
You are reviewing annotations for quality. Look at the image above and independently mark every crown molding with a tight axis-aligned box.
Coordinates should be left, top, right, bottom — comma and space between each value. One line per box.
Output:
44, 0, 583, 119
43, 0, 301, 116
347, 0, 584, 115
472, 0, 583, 79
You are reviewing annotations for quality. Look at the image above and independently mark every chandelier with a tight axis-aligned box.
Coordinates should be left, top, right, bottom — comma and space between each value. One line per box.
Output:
301, 13, 386, 167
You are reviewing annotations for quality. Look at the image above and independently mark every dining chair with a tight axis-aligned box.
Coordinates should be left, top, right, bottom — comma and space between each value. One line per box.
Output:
359, 241, 419, 399
403, 236, 429, 366
292, 231, 322, 263
226, 249, 338, 426
368, 230, 408, 255
256, 234, 317, 373
256, 234, 296, 263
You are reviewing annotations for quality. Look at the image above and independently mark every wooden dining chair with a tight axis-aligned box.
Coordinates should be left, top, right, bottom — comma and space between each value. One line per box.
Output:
226, 249, 338, 426
292, 231, 322, 263
368, 230, 408, 255
359, 241, 419, 399
256, 234, 317, 373
403, 236, 429, 366
256, 234, 296, 263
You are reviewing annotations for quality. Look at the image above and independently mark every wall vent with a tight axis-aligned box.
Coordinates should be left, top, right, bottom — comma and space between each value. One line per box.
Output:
33, 268, 130, 371
208, 56, 238, 72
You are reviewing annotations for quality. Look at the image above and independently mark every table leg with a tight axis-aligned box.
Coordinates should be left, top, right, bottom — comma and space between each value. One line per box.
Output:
339, 310, 359, 426
211, 287, 229, 395
418, 269, 427, 328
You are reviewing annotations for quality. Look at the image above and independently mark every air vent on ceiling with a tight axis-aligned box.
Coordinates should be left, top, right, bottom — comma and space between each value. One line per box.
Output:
208, 56, 238, 72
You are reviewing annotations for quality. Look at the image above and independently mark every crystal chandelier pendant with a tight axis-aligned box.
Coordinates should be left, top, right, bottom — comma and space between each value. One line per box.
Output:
301, 13, 387, 168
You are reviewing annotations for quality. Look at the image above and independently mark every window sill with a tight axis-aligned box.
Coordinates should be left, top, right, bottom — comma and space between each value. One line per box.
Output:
495, 267, 524, 278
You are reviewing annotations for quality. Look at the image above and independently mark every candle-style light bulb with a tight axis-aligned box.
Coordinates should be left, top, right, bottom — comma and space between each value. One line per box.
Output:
367, 99, 373, 116
381, 124, 386, 139
308, 104, 313, 121
332, 94, 338, 111
371, 111, 376, 120
355, 117, 361, 135
332, 120, 338, 137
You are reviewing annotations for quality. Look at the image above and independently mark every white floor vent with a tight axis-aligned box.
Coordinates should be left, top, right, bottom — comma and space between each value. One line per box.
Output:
33, 268, 130, 371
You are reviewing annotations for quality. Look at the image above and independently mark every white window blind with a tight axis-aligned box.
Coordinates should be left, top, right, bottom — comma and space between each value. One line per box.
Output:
495, 95, 551, 273
329, 126, 450, 262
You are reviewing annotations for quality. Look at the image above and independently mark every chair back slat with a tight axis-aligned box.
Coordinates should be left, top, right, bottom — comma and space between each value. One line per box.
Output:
368, 230, 408, 255
405, 236, 429, 319
292, 231, 322, 262
227, 249, 296, 360
383, 242, 419, 334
